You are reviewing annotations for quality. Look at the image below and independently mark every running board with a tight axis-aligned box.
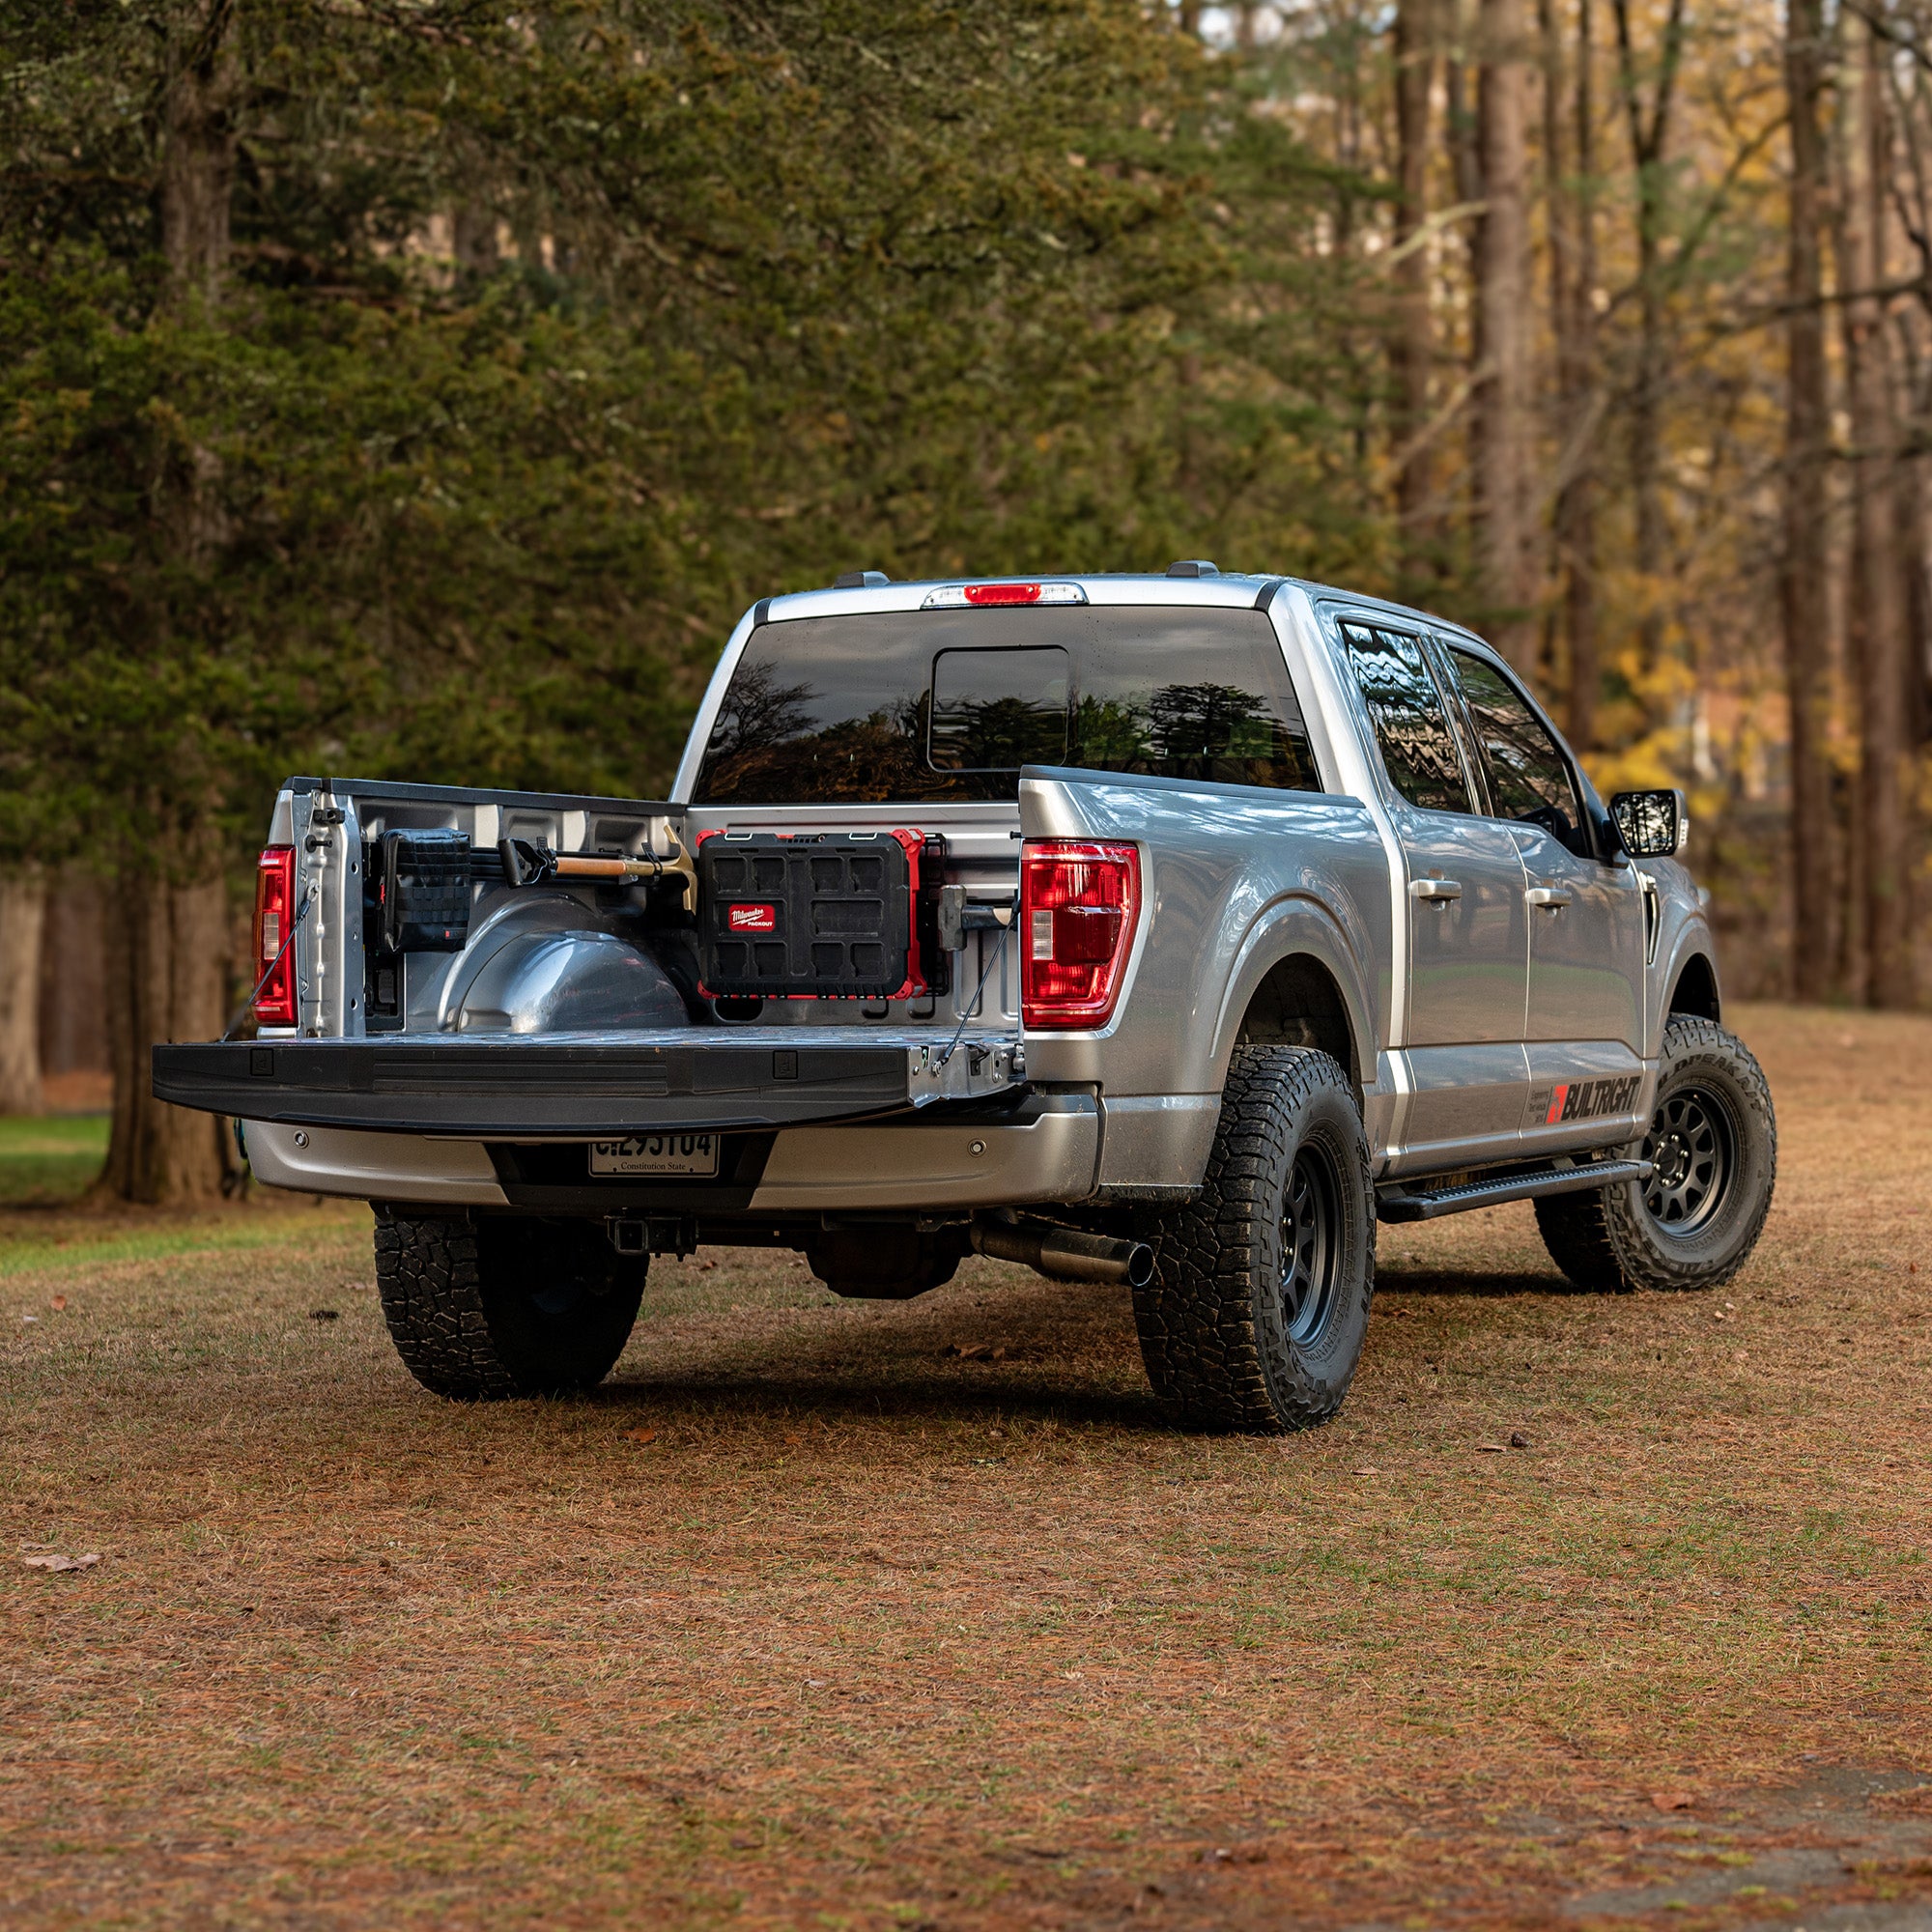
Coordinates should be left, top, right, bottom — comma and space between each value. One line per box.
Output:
1377, 1158, 1652, 1224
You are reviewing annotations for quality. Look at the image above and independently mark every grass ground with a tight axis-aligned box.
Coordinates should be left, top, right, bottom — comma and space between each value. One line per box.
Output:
0, 1112, 107, 1208
1, 1001, 1927, 1930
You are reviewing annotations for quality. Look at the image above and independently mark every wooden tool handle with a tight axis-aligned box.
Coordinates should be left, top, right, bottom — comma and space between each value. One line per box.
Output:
552, 854, 664, 880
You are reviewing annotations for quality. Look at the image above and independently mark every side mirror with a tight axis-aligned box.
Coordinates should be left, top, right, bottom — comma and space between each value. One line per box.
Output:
1609, 787, 1689, 858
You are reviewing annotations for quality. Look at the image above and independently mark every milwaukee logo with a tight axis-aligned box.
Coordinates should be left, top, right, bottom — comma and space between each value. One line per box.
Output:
1533, 1074, 1641, 1125
727, 904, 777, 932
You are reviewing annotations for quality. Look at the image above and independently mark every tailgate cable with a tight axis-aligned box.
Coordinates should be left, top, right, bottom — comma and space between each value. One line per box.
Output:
220, 886, 318, 1042
937, 919, 1010, 1068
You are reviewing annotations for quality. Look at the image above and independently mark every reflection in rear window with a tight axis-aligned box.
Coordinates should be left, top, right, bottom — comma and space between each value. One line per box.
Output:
693, 607, 1324, 804
929, 647, 1069, 770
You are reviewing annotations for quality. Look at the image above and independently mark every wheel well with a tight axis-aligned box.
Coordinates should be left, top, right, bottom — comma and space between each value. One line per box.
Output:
1668, 953, 1720, 1021
1236, 953, 1360, 1090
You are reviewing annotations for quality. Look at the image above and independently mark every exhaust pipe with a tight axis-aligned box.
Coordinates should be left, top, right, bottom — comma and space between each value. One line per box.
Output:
970, 1216, 1154, 1289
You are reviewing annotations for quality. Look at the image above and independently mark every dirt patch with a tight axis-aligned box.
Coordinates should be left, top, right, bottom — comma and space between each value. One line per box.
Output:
1, 1001, 1928, 1928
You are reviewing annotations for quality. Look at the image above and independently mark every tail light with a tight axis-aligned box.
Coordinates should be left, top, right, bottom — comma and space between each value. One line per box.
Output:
252, 845, 297, 1027
1020, 840, 1140, 1030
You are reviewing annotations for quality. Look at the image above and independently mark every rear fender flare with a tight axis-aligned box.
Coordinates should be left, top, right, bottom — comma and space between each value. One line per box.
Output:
1208, 897, 1376, 1098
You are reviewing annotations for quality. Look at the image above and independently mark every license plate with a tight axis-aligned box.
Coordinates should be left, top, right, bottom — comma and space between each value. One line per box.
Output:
587, 1133, 719, 1178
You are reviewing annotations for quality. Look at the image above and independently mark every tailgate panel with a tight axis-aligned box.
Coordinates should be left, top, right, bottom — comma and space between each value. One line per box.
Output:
154, 1036, 911, 1136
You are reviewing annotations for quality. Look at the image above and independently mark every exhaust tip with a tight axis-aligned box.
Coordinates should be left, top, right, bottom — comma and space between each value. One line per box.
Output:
1122, 1242, 1154, 1290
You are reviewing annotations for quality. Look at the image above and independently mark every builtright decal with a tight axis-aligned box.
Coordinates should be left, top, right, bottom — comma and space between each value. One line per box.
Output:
1526, 1074, 1642, 1127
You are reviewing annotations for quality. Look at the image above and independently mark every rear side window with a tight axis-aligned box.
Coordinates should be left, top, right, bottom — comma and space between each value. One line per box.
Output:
1446, 648, 1585, 849
1340, 622, 1472, 815
693, 607, 1323, 804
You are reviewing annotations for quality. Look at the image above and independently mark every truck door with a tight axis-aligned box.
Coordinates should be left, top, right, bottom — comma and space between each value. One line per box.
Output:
1338, 622, 1530, 1167
1438, 645, 1648, 1148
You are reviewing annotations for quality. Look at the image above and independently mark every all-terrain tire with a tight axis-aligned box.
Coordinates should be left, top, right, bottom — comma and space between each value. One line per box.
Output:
1534, 1016, 1776, 1293
373, 1210, 645, 1398
1132, 1045, 1375, 1434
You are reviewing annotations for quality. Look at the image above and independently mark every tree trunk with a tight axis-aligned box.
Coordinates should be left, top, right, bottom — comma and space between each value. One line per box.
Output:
1839, 14, 1915, 1009
0, 874, 46, 1116
1392, 0, 1439, 579
1900, 407, 1932, 756
159, 0, 237, 311
1544, 0, 1601, 751
1612, 0, 1687, 704
1472, 0, 1537, 676
38, 881, 108, 1089
101, 877, 234, 1204
1782, 0, 1836, 1003
101, 0, 242, 1203
452, 203, 499, 278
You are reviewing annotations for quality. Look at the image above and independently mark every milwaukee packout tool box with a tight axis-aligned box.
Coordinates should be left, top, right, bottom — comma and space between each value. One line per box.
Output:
696, 831, 945, 1002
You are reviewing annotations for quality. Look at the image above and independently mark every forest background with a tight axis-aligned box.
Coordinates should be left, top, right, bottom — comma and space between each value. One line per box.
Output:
1, 0, 1927, 1202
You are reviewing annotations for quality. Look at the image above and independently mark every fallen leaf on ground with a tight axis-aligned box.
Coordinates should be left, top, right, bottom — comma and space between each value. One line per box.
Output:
625, 1428, 658, 1445
309, 1309, 339, 1321
48, 1295, 66, 1312
1510, 1431, 1530, 1448
1650, 1789, 1697, 1812
1477, 1441, 1507, 1453
945, 1342, 991, 1359
1350, 1465, 1379, 1476
23, 1553, 99, 1573
338, 1281, 367, 1293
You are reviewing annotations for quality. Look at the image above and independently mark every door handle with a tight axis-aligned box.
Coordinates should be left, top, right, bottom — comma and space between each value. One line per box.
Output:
1525, 885, 1574, 908
1408, 878, 1463, 901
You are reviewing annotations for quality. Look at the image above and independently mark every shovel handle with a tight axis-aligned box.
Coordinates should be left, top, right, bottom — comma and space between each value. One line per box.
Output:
498, 837, 680, 886
552, 854, 661, 880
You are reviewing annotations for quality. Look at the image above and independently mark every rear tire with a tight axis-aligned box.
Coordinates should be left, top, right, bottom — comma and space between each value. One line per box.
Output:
1534, 1016, 1776, 1293
373, 1210, 645, 1398
1132, 1045, 1374, 1434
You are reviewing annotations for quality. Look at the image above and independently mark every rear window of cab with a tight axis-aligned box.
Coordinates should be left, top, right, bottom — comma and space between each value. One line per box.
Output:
692, 606, 1324, 805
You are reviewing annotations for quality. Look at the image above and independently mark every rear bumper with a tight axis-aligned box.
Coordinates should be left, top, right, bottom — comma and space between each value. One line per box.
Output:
240, 1090, 1101, 1213
154, 1031, 1018, 1136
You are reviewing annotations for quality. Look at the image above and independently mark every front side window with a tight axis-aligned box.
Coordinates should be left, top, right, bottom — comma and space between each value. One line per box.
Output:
1339, 621, 1472, 815
694, 607, 1323, 804
1446, 648, 1585, 851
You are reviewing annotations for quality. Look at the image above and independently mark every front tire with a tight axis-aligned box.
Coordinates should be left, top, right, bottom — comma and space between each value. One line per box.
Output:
1132, 1045, 1375, 1434
1535, 1016, 1776, 1293
373, 1210, 645, 1398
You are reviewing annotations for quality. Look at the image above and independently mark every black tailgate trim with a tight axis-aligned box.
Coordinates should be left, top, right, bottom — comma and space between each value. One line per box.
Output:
153, 1039, 910, 1135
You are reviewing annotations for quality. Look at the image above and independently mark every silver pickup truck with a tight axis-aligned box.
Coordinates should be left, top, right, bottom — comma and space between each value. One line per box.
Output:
156, 566, 1776, 1433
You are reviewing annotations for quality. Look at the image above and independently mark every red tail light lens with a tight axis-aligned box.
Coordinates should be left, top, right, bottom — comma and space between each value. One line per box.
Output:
253, 845, 297, 1027
1020, 840, 1140, 1030
963, 582, 1041, 606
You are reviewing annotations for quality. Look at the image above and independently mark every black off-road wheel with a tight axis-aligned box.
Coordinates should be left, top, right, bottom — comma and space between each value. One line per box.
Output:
1132, 1045, 1375, 1434
373, 1209, 645, 1398
1535, 1016, 1776, 1293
